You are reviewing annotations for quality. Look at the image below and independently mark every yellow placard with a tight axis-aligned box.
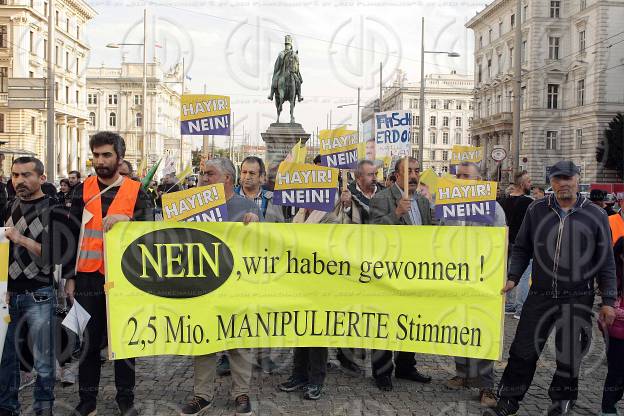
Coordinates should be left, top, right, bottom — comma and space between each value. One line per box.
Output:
319, 127, 359, 155
435, 174, 498, 205
450, 145, 484, 165
105, 222, 507, 360
180, 94, 230, 121
161, 184, 227, 222
274, 162, 339, 190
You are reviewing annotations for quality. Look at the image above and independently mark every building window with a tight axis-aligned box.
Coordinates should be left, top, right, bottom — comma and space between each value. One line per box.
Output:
479, 36, 483, 49
54, 82, 58, 100
499, 21, 503, 36
89, 112, 95, 125
547, 84, 559, 109
487, 59, 492, 78
65, 51, 70, 71
0, 67, 7, 93
523, 5, 528, 20
478, 65, 482, 83
579, 30, 586, 52
43, 39, 47, 59
577, 79, 585, 105
522, 40, 527, 62
136, 112, 143, 127
496, 95, 502, 113
55, 46, 59, 65
576, 128, 583, 148
546, 131, 558, 150
521, 86, 526, 110
430, 100, 437, 109
457, 101, 463, 110
580, 0, 586, 10
469, 101, 474, 110
66, 17, 70, 33
511, 13, 515, 29
31, 116, 36, 134
443, 132, 449, 144
456, 117, 462, 127
109, 112, 117, 127
488, 28, 492, 44
29, 31, 34, 53
29, 71, 34, 78
65, 86, 69, 103
0, 26, 7, 49
44, 1, 48, 16
0, 113, 4, 133
414, 116, 420, 126
444, 100, 451, 110
75, 90, 79, 105
87, 93, 97, 104
549, 37, 560, 59
550, 1, 560, 18
76, 24, 80, 39
430, 116, 436, 126
108, 94, 118, 105
430, 150, 436, 160
76, 57, 80, 75
443, 116, 449, 127
134, 94, 143, 105
468, 117, 473, 127
55, 10, 59, 26
442, 150, 448, 161
430, 132, 436, 144
497, 53, 503, 74
455, 131, 462, 144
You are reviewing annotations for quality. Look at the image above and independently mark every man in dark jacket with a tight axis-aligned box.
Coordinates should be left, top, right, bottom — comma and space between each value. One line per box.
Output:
486, 161, 617, 416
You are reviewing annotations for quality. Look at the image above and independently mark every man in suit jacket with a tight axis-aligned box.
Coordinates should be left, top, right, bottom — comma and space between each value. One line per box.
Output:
368, 157, 432, 391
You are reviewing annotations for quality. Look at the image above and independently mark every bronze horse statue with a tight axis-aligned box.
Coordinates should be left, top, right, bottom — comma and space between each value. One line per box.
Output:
268, 35, 303, 124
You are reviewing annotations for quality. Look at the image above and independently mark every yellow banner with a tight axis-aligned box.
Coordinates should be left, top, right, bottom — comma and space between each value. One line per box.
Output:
450, 145, 484, 165
105, 223, 507, 360
180, 94, 230, 121
274, 162, 339, 190
0, 228, 10, 360
161, 184, 227, 222
435, 175, 498, 205
319, 127, 359, 155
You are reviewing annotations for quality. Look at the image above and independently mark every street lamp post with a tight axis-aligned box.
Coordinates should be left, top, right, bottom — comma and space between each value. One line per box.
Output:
106, 8, 148, 163
418, 17, 460, 170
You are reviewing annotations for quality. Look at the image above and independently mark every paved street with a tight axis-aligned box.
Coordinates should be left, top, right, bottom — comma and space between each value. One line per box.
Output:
19, 312, 609, 416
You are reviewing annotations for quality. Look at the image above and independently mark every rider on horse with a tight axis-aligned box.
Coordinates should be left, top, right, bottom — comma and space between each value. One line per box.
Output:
268, 35, 303, 102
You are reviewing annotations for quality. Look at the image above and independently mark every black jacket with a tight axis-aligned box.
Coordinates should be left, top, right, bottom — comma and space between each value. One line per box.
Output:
508, 193, 617, 306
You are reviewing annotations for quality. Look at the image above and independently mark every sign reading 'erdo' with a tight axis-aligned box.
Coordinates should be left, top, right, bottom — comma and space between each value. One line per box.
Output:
121, 228, 234, 299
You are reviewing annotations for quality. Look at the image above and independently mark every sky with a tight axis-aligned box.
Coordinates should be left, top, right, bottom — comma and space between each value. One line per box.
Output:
85, 0, 487, 150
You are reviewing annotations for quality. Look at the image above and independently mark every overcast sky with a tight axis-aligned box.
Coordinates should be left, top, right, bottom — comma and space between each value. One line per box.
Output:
85, 0, 487, 150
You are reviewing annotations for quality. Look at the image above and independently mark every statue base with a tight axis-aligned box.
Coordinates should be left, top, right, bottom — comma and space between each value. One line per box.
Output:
261, 122, 311, 190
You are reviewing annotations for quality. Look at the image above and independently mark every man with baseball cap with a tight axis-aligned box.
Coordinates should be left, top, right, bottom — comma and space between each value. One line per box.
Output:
486, 161, 617, 416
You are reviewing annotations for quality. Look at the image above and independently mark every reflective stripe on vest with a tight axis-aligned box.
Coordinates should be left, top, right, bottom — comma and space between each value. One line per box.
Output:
610, 214, 624, 247
77, 176, 141, 274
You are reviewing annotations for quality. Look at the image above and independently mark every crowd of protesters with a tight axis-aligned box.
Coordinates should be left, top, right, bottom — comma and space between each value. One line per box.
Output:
0, 131, 622, 416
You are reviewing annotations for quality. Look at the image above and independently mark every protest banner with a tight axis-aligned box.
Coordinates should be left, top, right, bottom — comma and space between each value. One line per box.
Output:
0, 229, 10, 360
374, 111, 412, 160
161, 184, 228, 222
434, 175, 498, 224
449, 145, 484, 174
180, 94, 231, 136
284, 139, 307, 164
105, 222, 507, 361
319, 127, 360, 169
272, 162, 339, 212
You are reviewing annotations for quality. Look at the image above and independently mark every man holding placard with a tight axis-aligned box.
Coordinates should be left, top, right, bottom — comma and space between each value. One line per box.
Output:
67, 132, 153, 416
368, 157, 432, 391
180, 158, 260, 416
440, 161, 505, 408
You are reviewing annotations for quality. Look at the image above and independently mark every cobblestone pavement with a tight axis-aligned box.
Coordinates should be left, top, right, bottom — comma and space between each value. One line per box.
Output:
18, 313, 610, 416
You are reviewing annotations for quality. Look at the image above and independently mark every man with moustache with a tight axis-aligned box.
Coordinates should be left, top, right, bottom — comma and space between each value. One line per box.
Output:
66, 132, 153, 416
368, 157, 432, 391
486, 161, 617, 416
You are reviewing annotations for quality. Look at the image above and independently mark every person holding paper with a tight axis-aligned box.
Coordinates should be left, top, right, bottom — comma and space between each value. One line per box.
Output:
65, 132, 153, 416
0, 157, 69, 416
180, 157, 261, 416
439, 161, 505, 408
368, 157, 432, 391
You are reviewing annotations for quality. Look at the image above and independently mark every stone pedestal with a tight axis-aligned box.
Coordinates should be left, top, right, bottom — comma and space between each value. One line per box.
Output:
261, 123, 311, 189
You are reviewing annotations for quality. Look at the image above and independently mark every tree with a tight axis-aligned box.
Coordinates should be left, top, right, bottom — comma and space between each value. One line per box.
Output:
596, 113, 624, 181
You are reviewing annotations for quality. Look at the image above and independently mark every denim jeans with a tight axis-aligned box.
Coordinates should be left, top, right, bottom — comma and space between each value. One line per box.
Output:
0, 285, 56, 413
514, 260, 532, 315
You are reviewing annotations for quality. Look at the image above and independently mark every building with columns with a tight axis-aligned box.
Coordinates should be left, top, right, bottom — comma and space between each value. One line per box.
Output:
362, 70, 474, 174
0, 0, 96, 178
86, 62, 192, 175
466, 0, 624, 184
